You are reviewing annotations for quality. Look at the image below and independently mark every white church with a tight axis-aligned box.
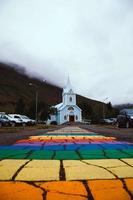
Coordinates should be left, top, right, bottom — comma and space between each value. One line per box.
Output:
47, 78, 82, 125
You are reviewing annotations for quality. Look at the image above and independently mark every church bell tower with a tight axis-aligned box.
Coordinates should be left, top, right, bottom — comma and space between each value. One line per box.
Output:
62, 77, 76, 106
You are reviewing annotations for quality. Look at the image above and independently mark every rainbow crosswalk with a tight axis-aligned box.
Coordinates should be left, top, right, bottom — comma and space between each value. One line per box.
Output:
0, 126, 133, 199
0, 127, 133, 160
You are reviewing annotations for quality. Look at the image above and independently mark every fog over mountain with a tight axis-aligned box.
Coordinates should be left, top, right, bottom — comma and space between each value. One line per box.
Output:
0, 0, 133, 104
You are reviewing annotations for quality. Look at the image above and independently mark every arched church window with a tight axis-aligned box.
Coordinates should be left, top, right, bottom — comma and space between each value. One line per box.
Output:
68, 107, 74, 111
64, 115, 67, 120
76, 115, 78, 120
69, 97, 72, 102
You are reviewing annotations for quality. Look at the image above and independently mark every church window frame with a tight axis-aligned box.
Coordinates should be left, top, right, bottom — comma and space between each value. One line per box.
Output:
64, 115, 67, 120
69, 97, 72, 102
68, 106, 74, 111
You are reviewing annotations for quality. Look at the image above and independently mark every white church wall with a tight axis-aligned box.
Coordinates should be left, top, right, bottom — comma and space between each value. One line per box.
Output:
46, 114, 56, 125
63, 93, 76, 106
67, 94, 76, 105
78, 110, 82, 122
59, 107, 68, 124
59, 106, 82, 124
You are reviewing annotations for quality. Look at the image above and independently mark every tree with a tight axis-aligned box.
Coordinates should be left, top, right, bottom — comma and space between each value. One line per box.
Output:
78, 102, 93, 119
106, 102, 119, 118
38, 101, 49, 120
107, 102, 113, 111
28, 101, 49, 120
15, 98, 25, 114
49, 106, 57, 115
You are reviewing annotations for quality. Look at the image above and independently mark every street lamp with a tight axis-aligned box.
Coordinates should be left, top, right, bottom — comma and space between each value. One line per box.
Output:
103, 97, 109, 119
29, 83, 38, 123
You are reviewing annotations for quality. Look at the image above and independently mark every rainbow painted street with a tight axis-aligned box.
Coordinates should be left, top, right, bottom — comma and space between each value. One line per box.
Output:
0, 126, 133, 200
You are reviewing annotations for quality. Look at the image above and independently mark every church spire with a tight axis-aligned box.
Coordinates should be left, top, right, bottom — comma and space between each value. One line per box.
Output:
66, 76, 72, 89
62, 76, 76, 105
63, 76, 74, 94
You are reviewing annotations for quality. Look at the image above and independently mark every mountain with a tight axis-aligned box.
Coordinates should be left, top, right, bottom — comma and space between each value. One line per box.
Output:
114, 104, 133, 110
0, 62, 117, 121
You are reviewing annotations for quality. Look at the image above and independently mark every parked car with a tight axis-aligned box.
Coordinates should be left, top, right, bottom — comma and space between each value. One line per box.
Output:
100, 118, 117, 125
109, 118, 117, 124
3, 114, 23, 126
50, 121, 57, 125
8, 114, 35, 126
117, 109, 133, 128
37, 120, 46, 124
82, 119, 91, 125
20, 115, 36, 125
100, 118, 113, 125
0, 117, 11, 127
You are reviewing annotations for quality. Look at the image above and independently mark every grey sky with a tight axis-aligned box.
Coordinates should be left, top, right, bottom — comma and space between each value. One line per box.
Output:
0, 0, 133, 104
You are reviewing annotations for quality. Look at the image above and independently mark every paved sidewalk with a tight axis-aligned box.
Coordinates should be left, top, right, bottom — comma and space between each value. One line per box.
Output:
0, 126, 133, 199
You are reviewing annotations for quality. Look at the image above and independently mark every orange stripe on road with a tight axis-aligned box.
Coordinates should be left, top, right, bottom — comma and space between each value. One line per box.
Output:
87, 180, 131, 200
0, 182, 43, 200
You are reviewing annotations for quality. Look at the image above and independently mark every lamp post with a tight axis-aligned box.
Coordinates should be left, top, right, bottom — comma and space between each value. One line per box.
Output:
29, 83, 38, 123
103, 97, 109, 119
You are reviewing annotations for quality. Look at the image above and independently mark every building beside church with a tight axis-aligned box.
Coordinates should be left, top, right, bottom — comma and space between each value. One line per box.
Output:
47, 78, 82, 125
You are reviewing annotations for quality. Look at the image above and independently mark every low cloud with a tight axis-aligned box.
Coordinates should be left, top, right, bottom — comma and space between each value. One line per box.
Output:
0, 0, 133, 104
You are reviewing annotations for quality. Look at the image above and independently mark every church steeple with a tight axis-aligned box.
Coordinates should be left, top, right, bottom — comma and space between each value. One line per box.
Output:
63, 76, 74, 94
62, 77, 76, 105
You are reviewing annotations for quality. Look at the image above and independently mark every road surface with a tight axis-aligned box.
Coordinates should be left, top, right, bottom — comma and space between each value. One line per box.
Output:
0, 125, 133, 200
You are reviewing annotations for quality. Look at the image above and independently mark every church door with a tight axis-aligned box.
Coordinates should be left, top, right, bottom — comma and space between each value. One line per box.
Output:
69, 115, 75, 122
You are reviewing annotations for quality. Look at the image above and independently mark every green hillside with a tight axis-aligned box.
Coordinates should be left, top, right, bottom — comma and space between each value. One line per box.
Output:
0, 62, 117, 121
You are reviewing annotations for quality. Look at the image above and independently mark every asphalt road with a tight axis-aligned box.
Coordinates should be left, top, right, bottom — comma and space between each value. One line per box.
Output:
81, 124, 133, 142
0, 128, 55, 145
1, 126, 133, 200
0, 125, 133, 145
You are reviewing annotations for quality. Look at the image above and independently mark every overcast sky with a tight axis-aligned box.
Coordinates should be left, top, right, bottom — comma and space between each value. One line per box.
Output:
0, 0, 133, 104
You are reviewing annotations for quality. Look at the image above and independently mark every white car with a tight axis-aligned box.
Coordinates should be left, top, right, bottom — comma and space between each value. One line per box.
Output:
3, 114, 23, 126
20, 115, 36, 125
100, 118, 114, 125
9, 114, 35, 126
